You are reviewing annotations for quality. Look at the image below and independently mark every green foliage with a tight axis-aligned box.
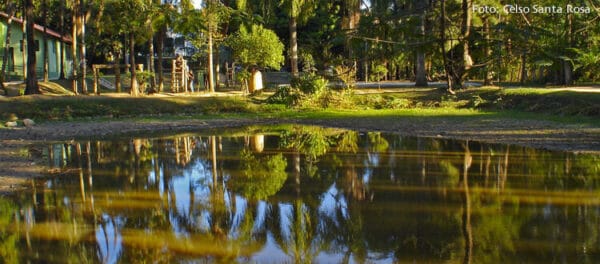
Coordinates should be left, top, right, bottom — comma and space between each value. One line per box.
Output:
334, 65, 356, 90
291, 73, 327, 95
108, 0, 153, 39
280, 0, 317, 23
226, 24, 285, 70
235, 69, 251, 84
354, 95, 412, 110
0, 199, 18, 264
0, 95, 258, 121
369, 64, 388, 82
573, 46, 600, 82
267, 73, 350, 109
469, 95, 488, 108
298, 49, 316, 73
291, 74, 337, 108
133, 71, 155, 85
174, 9, 207, 39
232, 150, 288, 200
266, 85, 301, 105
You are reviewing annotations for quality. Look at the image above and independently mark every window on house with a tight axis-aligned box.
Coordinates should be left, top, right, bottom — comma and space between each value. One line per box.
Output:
0, 47, 15, 72
65, 45, 72, 60
8, 47, 14, 72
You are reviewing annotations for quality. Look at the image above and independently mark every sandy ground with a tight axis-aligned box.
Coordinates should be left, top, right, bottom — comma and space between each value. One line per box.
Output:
1, 116, 599, 195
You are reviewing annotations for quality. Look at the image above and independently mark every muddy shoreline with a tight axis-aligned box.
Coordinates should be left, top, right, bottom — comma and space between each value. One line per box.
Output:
1, 117, 599, 194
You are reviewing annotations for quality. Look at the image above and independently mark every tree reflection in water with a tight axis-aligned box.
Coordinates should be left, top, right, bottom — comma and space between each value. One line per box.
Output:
1, 125, 600, 263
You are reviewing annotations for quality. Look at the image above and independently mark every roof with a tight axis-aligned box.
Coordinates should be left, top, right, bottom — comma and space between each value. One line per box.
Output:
0, 11, 72, 44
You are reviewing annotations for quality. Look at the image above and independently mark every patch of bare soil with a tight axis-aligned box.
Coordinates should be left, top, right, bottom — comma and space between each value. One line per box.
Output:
0, 140, 47, 195
0, 116, 599, 195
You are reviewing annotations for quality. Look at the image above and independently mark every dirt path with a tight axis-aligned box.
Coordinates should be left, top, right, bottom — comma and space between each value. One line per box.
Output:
1, 116, 599, 194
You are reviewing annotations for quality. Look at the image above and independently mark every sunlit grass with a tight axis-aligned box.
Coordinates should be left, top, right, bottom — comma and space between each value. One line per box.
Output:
1, 86, 598, 126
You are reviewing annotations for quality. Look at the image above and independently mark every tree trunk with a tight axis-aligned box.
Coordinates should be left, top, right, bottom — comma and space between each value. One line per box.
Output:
414, 0, 428, 87
79, 0, 87, 94
43, 0, 49, 82
519, 53, 527, 84
21, 4, 26, 80
24, 0, 39, 95
289, 15, 298, 77
207, 30, 215, 93
71, 0, 78, 94
129, 33, 139, 96
563, 60, 572, 85
1, 0, 14, 89
415, 52, 427, 86
59, 0, 66, 80
483, 17, 493, 86
115, 51, 121, 93
148, 37, 156, 90
563, 13, 573, 85
215, 44, 220, 89
440, 0, 454, 93
461, 0, 473, 70
157, 26, 165, 92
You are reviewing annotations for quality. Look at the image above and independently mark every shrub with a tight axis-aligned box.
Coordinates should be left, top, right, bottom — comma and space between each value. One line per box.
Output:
267, 74, 329, 107
266, 85, 301, 105
354, 95, 413, 109
291, 73, 328, 95
369, 64, 388, 82
334, 65, 356, 91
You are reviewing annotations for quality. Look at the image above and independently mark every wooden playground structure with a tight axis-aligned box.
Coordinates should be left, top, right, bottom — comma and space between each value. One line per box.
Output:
92, 64, 143, 94
171, 57, 190, 93
90, 58, 248, 94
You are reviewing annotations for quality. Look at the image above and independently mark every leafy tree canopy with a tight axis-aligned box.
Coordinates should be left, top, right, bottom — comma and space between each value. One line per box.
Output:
226, 24, 285, 70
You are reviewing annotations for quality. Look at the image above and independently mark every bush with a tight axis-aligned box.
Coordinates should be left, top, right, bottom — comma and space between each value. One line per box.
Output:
334, 65, 356, 90
266, 73, 357, 109
267, 74, 328, 107
354, 95, 413, 109
369, 64, 388, 82
266, 85, 301, 105
291, 73, 328, 95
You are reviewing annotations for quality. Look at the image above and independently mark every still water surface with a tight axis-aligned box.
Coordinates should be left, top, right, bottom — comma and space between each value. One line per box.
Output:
1, 125, 600, 263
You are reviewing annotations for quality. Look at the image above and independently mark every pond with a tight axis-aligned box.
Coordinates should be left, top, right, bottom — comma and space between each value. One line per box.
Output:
1, 125, 600, 263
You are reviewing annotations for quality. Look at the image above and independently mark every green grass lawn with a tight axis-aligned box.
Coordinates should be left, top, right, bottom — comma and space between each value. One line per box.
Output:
1, 86, 598, 127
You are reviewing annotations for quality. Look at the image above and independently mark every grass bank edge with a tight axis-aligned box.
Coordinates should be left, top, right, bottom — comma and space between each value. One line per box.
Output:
1, 88, 598, 127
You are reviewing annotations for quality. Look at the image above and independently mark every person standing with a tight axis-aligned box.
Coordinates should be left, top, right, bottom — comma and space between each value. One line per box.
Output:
249, 67, 263, 93
188, 70, 195, 92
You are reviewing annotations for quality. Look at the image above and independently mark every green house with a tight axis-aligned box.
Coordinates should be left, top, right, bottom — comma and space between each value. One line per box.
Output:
0, 11, 73, 81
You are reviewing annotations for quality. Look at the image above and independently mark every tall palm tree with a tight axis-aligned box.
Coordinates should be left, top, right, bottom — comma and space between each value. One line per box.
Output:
115, 0, 152, 96
59, 0, 66, 80
79, 0, 87, 93
414, 0, 428, 87
24, 0, 40, 95
282, 0, 315, 77
71, 0, 78, 94
152, 1, 177, 92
